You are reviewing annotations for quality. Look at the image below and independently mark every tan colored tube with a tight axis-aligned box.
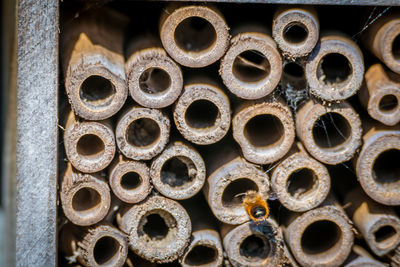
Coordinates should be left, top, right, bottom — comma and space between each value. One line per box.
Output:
356, 128, 400, 205
115, 106, 170, 160
306, 35, 364, 101
271, 143, 330, 212
64, 111, 115, 173
60, 164, 111, 226
232, 97, 295, 165
62, 8, 128, 120
359, 64, 400, 126
272, 7, 319, 58
117, 195, 191, 263
344, 245, 386, 267
109, 155, 152, 204
220, 31, 282, 99
345, 188, 400, 257
284, 198, 354, 267
60, 224, 128, 267
125, 34, 183, 108
174, 80, 231, 145
150, 141, 206, 200
160, 4, 230, 68
222, 219, 284, 267
296, 99, 362, 165
363, 12, 400, 74
204, 156, 270, 225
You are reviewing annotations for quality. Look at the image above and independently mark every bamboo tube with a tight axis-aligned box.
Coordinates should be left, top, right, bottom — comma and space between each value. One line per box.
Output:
359, 63, 400, 126
60, 224, 128, 267
220, 29, 282, 99
125, 33, 183, 108
150, 141, 206, 200
344, 245, 386, 267
296, 99, 362, 165
271, 143, 330, 212
160, 4, 230, 68
221, 219, 284, 267
64, 111, 115, 173
272, 6, 319, 58
108, 155, 152, 204
356, 128, 400, 206
232, 96, 295, 165
117, 195, 192, 263
283, 197, 354, 267
305, 35, 364, 101
115, 106, 170, 160
345, 188, 400, 256
60, 164, 111, 226
173, 78, 231, 145
62, 8, 128, 120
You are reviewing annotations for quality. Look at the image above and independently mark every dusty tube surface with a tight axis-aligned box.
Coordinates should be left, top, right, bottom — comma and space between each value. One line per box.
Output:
219, 32, 282, 99
296, 99, 362, 165
117, 195, 191, 263
160, 4, 230, 68
272, 7, 319, 58
116, 107, 170, 160
345, 188, 400, 256
64, 111, 115, 173
61, 224, 128, 267
204, 156, 270, 225
62, 9, 128, 120
232, 97, 295, 165
344, 245, 385, 267
271, 144, 330, 212
174, 81, 230, 145
222, 219, 284, 267
359, 64, 400, 126
306, 35, 364, 101
284, 202, 354, 267
150, 141, 206, 200
356, 129, 400, 205
109, 156, 152, 204
60, 164, 111, 226
363, 13, 400, 74
125, 36, 183, 108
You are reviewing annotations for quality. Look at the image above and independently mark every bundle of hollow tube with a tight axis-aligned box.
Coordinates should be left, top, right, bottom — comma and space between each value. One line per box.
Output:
59, 4, 400, 267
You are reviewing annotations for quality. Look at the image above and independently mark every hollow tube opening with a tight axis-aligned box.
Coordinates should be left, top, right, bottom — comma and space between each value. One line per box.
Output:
379, 94, 398, 113
139, 67, 171, 94
283, 23, 308, 44
185, 100, 219, 129
120, 172, 142, 190
312, 112, 351, 149
244, 114, 284, 148
317, 53, 352, 84
301, 220, 342, 255
93, 236, 120, 265
72, 187, 101, 212
392, 34, 400, 61
174, 16, 217, 52
222, 178, 258, 207
142, 213, 170, 240
374, 225, 398, 249
126, 118, 160, 147
373, 149, 400, 184
240, 235, 270, 261
287, 168, 317, 199
76, 134, 105, 158
80, 75, 116, 107
232, 50, 271, 83
161, 156, 196, 187
185, 245, 218, 265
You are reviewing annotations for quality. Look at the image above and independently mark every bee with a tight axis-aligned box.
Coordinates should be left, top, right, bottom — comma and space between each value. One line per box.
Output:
241, 190, 269, 223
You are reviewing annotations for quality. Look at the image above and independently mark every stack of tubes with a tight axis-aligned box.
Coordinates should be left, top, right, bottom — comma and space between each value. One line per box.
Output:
59, 4, 400, 267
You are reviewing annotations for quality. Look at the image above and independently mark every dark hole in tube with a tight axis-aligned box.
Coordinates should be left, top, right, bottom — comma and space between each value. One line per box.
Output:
283, 23, 308, 44
379, 94, 398, 113
126, 118, 160, 147
76, 134, 105, 157
374, 225, 397, 243
185, 245, 217, 265
93, 236, 120, 265
222, 178, 258, 207
301, 220, 341, 255
175, 16, 217, 52
139, 67, 171, 94
244, 114, 284, 147
312, 112, 351, 149
233, 50, 271, 83
143, 213, 170, 240
287, 168, 317, 199
120, 172, 141, 190
185, 100, 219, 129
80, 75, 115, 107
318, 53, 352, 84
240, 235, 270, 260
373, 149, 400, 184
72, 187, 101, 212
392, 34, 400, 60
161, 156, 196, 187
